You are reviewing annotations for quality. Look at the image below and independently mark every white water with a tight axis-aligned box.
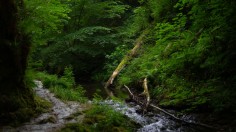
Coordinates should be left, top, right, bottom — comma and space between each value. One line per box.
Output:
101, 100, 197, 132
1, 81, 200, 132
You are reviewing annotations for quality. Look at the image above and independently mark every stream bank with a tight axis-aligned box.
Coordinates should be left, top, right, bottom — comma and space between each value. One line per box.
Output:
1, 81, 234, 132
1, 81, 88, 132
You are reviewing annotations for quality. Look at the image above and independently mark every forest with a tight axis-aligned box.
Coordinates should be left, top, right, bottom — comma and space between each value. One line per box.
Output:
0, 0, 236, 131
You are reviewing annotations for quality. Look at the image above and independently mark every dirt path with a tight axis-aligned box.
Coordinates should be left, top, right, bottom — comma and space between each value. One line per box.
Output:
2, 81, 86, 132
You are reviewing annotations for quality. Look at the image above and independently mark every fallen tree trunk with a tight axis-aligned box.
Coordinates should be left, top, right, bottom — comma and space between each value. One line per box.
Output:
104, 29, 149, 97
124, 85, 217, 130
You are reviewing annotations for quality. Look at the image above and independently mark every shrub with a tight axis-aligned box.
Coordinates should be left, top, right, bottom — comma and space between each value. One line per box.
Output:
50, 85, 87, 102
34, 68, 87, 102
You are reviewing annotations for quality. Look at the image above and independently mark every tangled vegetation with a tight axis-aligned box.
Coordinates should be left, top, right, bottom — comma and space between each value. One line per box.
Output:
105, 0, 236, 113
1, 0, 236, 129
33, 66, 87, 102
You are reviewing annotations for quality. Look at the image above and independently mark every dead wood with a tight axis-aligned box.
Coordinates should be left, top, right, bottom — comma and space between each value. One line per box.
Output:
104, 29, 149, 97
124, 85, 217, 130
142, 78, 150, 109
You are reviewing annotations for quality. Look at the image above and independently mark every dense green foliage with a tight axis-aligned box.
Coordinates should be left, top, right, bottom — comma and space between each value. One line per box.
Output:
27, 0, 130, 79
34, 67, 87, 102
1, 0, 235, 127
113, 0, 236, 112
24, 0, 236, 113
21, 0, 71, 45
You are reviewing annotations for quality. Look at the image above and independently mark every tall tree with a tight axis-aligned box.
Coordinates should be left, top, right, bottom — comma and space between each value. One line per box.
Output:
34, 0, 129, 79
0, 0, 35, 124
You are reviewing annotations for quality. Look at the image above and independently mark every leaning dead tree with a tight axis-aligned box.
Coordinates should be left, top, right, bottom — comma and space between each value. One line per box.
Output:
104, 29, 149, 97
104, 27, 204, 97
125, 78, 150, 113
124, 80, 217, 130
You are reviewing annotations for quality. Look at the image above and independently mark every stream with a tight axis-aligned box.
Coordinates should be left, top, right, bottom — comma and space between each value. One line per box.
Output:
100, 100, 209, 132
1, 81, 210, 132
2, 81, 85, 132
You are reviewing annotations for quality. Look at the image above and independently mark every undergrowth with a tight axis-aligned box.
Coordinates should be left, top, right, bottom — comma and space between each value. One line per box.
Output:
49, 85, 86, 102
34, 66, 87, 102
34, 95, 52, 114
103, 0, 236, 113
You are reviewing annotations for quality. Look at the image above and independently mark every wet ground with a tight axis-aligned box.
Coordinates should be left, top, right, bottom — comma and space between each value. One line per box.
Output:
1, 81, 86, 132
1, 81, 231, 132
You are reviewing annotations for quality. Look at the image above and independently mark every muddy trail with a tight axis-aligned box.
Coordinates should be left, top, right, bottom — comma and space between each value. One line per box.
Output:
2, 81, 87, 132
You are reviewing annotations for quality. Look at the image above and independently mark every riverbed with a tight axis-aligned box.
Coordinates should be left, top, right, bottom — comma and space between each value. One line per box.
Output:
1, 81, 216, 132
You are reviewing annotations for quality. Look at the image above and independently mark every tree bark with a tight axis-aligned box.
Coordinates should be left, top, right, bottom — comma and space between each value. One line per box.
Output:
0, 0, 35, 125
142, 78, 150, 109
104, 29, 149, 97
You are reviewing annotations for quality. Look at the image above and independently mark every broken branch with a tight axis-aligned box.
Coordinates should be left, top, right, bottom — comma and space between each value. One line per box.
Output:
124, 84, 217, 130
143, 78, 150, 109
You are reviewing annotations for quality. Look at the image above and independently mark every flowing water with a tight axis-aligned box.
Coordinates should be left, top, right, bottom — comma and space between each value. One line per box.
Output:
2, 81, 209, 132
2, 81, 84, 132
101, 100, 208, 132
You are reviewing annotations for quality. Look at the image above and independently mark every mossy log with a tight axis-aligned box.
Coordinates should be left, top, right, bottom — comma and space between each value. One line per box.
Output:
104, 30, 149, 97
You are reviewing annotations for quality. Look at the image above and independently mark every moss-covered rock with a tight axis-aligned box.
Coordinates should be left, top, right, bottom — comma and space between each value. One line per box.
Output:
60, 105, 140, 132
34, 96, 52, 113
60, 123, 90, 132
38, 116, 56, 124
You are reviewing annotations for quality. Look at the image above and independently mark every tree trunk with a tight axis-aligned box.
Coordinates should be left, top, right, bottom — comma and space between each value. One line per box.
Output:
104, 29, 149, 97
0, 0, 35, 125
